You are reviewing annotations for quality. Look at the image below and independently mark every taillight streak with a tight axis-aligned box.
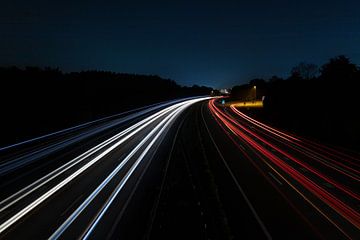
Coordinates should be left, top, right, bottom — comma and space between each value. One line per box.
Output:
208, 99, 360, 232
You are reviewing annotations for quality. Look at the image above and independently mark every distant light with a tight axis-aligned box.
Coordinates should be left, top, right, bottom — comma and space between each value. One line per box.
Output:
219, 89, 229, 94
254, 86, 256, 89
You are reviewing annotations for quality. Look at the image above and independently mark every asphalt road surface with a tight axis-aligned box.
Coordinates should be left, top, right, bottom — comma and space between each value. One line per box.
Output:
0, 97, 359, 240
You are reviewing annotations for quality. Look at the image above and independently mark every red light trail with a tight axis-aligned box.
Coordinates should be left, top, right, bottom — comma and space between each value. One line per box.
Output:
208, 99, 360, 239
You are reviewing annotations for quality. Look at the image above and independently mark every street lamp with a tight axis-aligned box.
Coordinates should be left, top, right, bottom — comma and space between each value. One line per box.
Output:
253, 85, 256, 101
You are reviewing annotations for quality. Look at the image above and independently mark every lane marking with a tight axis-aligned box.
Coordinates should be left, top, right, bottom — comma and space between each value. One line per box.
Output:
61, 194, 84, 217
268, 172, 283, 186
143, 113, 188, 239
201, 103, 272, 240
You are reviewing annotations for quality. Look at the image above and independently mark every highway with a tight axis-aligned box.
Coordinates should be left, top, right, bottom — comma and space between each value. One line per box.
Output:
201, 99, 359, 239
0, 97, 359, 239
147, 99, 359, 239
0, 97, 209, 239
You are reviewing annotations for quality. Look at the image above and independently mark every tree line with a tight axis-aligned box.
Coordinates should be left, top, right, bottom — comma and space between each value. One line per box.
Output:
231, 55, 360, 150
0, 66, 211, 146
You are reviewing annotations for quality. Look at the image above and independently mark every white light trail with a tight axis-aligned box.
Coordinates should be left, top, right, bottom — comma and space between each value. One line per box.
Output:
0, 98, 206, 235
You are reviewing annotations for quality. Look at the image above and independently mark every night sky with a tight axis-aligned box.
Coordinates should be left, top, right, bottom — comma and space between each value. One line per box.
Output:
1, 0, 359, 88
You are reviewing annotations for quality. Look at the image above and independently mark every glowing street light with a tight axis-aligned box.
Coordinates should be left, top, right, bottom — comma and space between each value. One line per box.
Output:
253, 85, 256, 101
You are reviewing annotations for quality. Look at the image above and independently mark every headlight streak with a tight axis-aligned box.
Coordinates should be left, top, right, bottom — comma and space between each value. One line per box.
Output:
208, 99, 360, 238
0, 98, 207, 235
0, 97, 197, 152
0, 97, 198, 176
0, 103, 176, 213
81, 101, 197, 240
49, 98, 207, 239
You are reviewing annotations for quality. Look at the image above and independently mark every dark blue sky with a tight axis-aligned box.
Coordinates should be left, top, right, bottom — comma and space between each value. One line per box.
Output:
1, 0, 359, 88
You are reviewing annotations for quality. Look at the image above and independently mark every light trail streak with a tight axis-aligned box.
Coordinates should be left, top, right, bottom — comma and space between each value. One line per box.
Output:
0, 102, 178, 212
0, 98, 208, 235
50, 98, 207, 239
213, 100, 359, 201
230, 105, 360, 177
0, 97, 197, 152
208, 106, 330, 238
81, 101, 197, 240
0, 97, 199, 175
208, 99, 360, 238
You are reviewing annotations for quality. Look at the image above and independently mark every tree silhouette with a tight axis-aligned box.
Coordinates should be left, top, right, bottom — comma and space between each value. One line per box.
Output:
229, 55, 360, 150
320, 55, 358, 82
0, 66, 212, 146
291, 62, 318, 80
